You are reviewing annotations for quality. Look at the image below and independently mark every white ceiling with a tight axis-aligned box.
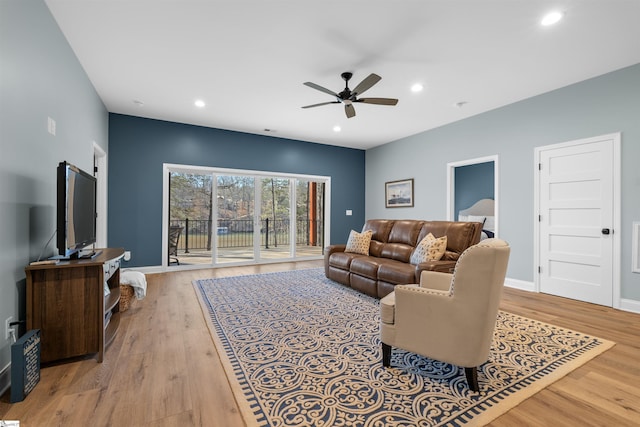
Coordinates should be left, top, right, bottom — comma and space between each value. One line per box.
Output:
45, 0, 640, 150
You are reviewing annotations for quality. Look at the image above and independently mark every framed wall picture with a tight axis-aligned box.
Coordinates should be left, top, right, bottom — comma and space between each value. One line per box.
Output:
385, 179, 414, 208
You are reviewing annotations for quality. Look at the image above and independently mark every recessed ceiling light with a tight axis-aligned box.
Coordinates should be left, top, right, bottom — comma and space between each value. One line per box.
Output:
411, 83, 424, 93
194, 99, 206, 108
541, 11, 563, 26
333, 126, 341, 132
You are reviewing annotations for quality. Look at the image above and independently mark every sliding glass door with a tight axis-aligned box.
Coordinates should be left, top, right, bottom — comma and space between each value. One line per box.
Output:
164, 165, 328, 268
216, 174, 256, 264
168, 171, 213, 266
259, 177, 290, 259
296, 179, 325, 258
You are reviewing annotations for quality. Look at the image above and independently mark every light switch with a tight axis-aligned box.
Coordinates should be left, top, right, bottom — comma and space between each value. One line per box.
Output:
346, 210, 352, 216
48, 117, 56, 136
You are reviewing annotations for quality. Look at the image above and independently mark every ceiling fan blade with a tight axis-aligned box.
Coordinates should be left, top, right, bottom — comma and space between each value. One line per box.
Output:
303, 82, 339, 97
351, 73, 381, 96
357, 97, 399, 106
301, 101, 341, 109
344, 103, 355, 118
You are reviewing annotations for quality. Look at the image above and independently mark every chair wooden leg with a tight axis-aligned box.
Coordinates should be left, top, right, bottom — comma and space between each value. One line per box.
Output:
382, 343, 392, 367
464, 367, 479, 392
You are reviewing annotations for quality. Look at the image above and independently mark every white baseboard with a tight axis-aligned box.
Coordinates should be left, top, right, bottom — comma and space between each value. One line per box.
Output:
504, 277, 535, 292
0, 361, 10, 397
619, 298, 640, 314
122, 265, 164, 274
503, 277, 640, 314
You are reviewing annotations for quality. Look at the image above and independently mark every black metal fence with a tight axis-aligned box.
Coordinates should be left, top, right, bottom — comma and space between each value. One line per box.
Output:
169, 218, 323, 252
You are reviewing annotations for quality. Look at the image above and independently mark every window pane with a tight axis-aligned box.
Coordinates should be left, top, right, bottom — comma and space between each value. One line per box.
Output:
296, 179, 324, 257
260, 177, 290, 259
216, 175, 255, 263
168, 172, 213, 266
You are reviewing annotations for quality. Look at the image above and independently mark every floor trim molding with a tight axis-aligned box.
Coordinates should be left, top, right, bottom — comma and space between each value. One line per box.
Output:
0, 361, 10, 397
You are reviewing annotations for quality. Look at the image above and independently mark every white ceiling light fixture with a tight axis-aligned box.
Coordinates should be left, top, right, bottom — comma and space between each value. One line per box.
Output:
541, 11, 564, 26
411, 83, 424, 93
194, 99, 206, 108
333, 125, 341, 132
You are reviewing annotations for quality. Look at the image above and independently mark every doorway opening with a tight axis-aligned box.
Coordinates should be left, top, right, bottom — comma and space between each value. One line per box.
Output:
447, 155, 499, 237
93, 142, 107, 248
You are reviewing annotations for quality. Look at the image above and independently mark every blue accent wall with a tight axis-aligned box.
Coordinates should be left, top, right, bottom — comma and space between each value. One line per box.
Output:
108, 114, 365, 267
454, 161, 494, 218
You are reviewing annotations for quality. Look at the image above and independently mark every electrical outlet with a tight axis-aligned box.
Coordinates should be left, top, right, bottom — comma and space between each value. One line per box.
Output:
5, 316, 13, 340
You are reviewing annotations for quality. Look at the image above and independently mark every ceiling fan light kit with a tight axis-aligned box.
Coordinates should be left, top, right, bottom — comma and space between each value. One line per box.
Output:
302, 72, 399, 118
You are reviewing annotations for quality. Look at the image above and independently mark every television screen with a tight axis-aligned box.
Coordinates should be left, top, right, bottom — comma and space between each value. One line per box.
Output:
56, 161, 97, 258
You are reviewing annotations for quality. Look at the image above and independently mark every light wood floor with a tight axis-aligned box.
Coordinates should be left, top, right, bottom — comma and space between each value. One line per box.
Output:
2, 260, 639, 426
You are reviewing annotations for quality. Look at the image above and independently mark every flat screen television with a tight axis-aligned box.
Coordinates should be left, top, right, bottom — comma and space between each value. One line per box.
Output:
56, 161, 97, 258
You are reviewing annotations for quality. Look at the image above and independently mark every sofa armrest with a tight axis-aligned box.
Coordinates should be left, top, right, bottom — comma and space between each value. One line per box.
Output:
324, 244, 347, 275
325, 244, 346, 256
414, 260, 457, 281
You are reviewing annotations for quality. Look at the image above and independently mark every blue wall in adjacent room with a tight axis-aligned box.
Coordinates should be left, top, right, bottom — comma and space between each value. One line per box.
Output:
454, 161, 495, 218
108, 114, 365, 267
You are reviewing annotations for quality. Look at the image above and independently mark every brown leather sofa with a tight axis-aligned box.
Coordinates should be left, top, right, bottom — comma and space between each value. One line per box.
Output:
324, 219, 482, 298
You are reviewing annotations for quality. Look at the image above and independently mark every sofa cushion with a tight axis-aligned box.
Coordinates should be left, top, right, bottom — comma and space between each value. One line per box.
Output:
388, 220, 423, 246
345, 229, 372, 255
410, 233, 447, 265
350, 257, 382, 280
377, 261, 417, 285
363, 220, 394, 257
363, 220, 393, 242
379, 243, 414, 263
328, 251, 362, 270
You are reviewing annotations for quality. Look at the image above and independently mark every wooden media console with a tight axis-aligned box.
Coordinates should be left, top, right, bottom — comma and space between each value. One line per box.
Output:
25, 248, 125, 363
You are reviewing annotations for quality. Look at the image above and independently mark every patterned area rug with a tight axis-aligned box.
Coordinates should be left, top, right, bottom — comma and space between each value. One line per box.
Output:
193, 268, 614, 426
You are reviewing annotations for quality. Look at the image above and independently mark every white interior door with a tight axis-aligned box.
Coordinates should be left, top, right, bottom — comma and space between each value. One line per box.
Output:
537, 134, 619, 306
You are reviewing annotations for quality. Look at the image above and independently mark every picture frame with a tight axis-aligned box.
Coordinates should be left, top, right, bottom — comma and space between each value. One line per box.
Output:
385, 178, 414, 208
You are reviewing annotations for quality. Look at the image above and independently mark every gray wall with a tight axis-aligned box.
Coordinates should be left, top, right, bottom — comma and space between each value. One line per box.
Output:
108, 114, 366, 267
366, 63, 640, 301
0, 0, 108, 380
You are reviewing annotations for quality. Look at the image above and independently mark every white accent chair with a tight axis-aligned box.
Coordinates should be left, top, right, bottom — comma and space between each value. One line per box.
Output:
380, 238, 510, 392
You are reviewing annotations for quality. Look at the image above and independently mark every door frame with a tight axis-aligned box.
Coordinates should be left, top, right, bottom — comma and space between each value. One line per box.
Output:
93, 142, 108, 248
533, 133, 621, 308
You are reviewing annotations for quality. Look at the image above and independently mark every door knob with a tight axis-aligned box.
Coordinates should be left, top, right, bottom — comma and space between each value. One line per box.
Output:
601, 228, 611, 235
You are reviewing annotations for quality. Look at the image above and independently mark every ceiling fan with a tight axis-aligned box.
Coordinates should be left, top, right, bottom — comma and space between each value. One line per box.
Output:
302, 72, 398, 118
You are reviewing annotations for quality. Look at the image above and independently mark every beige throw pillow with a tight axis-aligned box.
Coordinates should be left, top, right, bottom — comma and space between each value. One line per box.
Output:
345, 230, 373, 255
410, 233, 447, 265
